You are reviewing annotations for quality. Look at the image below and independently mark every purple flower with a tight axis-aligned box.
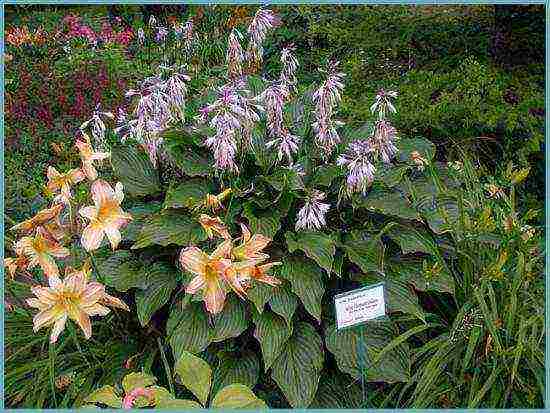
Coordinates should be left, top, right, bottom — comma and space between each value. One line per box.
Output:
337, 139, 377, 195
226, 30, 244, 80
370, 89, 398, 120
246, 8, 281, 71
137, 28, 145, 45
257, 83, 289, 138
295, 190, 330, 231
280, 45, 299, 92
372, 120, 398, 163
266, 131, 301, 163
155, 26, 168, 43
206, 113, 239, 172
80, 104, 114, 150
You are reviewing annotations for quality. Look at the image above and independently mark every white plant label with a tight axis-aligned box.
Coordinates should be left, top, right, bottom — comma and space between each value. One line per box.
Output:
334, 284, 386, 330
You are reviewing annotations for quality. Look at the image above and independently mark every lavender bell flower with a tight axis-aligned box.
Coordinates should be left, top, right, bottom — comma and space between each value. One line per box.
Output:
370, 89, 398, 120
372, 120, 399, 164
295, 190, 331, 231
258, 82, 289, 138
137, 28, 145, 45
280, 45, 299, 92
80, 104, 114, 151
226, 30, 244, 80
155, 26, 168, 43
337, 139, 377, 195
246, 8, 281, 72
266, 130, 301, 163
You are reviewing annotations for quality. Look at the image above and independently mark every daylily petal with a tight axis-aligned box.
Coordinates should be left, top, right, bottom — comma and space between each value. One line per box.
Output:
69, 168, 86, 184
79, 206, 98, 220
32, 285, 58, 304
104, 226, 122, 250
82, 162, 98, 181
81, 282, 106, 305
91, 180, 115, 208
114, 182, 124, 204
49, 313, 68, 343
210, 239, 232, 260
26, 298, 51, 310
186, 275, 206, 294
33, 308, 60, 331
100, 293, 130, 311
81, 223, 105, 251
246, 234, 271, 256
240, 223, 252, 243
72, 309, 92, 340
65, 272, 88, 296
90, 151, 110, 161
204, 278, 226, 314
47, 166, 61, 181
82, 303, 111, 316
37, 253, 60, 278
179, 247, 209, 276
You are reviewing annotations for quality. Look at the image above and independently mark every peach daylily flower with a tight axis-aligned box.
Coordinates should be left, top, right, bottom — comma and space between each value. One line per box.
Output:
202, 188, 232, 212
15, 226, 70, 278
4, 255, 29, 279
26, 266, 130, 343
231, 223, 270, 262
75, 135, 110, 180
11, 203, 64, 234
79, 180, 132, 251
198, 214, 231, 240
224, 259, 282, 299
47, 166, 85, 204
179, 240, 234, 314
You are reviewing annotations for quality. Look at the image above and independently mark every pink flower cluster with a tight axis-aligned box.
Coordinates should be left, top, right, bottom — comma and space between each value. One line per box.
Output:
63, 15, 133, 46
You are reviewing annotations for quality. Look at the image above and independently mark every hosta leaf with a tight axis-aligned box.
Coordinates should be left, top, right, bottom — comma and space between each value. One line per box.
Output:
168, 302, 212, 360
156, 398, 202, 408
342, 235, 384, 274
417, 196, 459, 234
376, 165, 410, 188
285, 231, 335, 274
309, 374, 362, 408
211, 384, 267, 408
211, 294, 248, 342
242, 203, 281, 239
357, 189, 420, 221
122, 372, 157, 394
132, 210, 206, 249
253, 310, 292, 370
135, 263, 178, 326
212, 351, 260, 396
247, 282, 275, 313
390, 259, 455, 294
165, 141, 212, 177
264, 168, 304, 192
122, 201, 163, 242
310, 164, 344, 187
387, 224, 434, 255
357, 273, 425, 322
111, 144, 160, 197
280, 257, 325, 322
271, 322, 324, 408
84, 385, 121, 408
325, 321, 411, 383
398, 137, 436, 163
149, 386, 172, 405
268, 283, 298, 327
97, 251, 144, 292
174, 350, 212, 406
164, 179, 212, 210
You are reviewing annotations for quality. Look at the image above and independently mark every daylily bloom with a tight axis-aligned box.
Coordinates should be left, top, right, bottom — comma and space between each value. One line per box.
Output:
179, 241, 233, 314
46, 166, 85, 204
79, 180, 132, 251
224, 261, 282, 299
75, 134, 110, 181
4, 255, 29, 279
231, 224, 270, 262
26, 266, 130, 343
198, 214, 231, 240
410, 150, 428, 171
11, 203, 64, 234
15, 226, 70, 278
202, 188, 232, 212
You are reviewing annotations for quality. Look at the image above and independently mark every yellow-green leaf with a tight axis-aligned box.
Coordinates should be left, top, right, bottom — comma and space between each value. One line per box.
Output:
174, 350, 212, 406
211, 384, 267, 409
84, 385, 122, 408
122, 372, 157, 394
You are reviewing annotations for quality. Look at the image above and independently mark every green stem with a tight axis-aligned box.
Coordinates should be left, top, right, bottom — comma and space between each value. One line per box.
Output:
87, 253, 104, 283
48, 341, 58, 407
157, 337, 175, 396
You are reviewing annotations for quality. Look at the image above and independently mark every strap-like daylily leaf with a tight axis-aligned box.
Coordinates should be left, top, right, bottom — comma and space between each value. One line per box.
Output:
164, 178, 213, 210
97, 251, 144, 292
211, 294, 248, 342
268, 282, 298, 327
211, 351, 260, 396
111, 144, 160, 197
132, 210, 207, 249
271, 322, 324, 408
279, 257, 325, 322
174, 350, 212, 406
122, 372, 157, 394
211, 384, 267, 408
253, 310, 292, 370
325, 320, 411, 383
285, 231, 335, 274
167, 302, 212, 360
84, 385, 122, 408
135, 262, 177, 326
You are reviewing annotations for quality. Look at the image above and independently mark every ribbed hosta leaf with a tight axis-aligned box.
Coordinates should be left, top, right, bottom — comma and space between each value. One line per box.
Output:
167, 302, 211, 360
342, 234, 384, 274
122, 201, 163, 242
164, 179, 212, 210
212, 351, 260, 396
390, 259, 455, 294
357, 189, 420, 221
309, 374, 362, 408
325, 321, 411, 383
84, 385, 121, 408
271, 322, 324, 408
174, 350, 212, 406
417, 196, 459, 234
111, 144, 160, 197
252, 310, 292, 370
310, 164, 344, 187
285, 231, 335, 274
211, 384, 267, 408
268, 282, 298, 327
242, 203, 281, 239
375, 165, 409, 188
165, 141, 212, 177
97, 251, 144, 292
132, 210, 206, 249
211, 294, 248, 342
387, 224, 434, 255
248, 282, 275, 313
398, 137, 436, 163
279, 257, 325, 322
135, 263, 177, 326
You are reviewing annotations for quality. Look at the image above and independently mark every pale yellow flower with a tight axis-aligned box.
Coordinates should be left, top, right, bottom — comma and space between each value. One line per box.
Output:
15, 226, 70, 278
26, 266, 130, 343
47, 166, 85, 204
11, 203, 64, 234
75, 135, 110, 180
198, 214, 231, 240
179, 240, 234, 314
79, 180, 132, 251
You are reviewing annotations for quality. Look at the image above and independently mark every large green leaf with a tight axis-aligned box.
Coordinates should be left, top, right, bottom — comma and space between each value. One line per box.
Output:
375, 165, 410, 188
111, 144, 160, 197
97, 251, 144, 292
264, 168, 304, 192
212, 351, 260, 396
84, 385, 121, 408
390, 259, 455, 295
174, 350, 212, 406
135, 263, 178, 326
325, 321, 411, 383
164, 179, 213, 210
268, 282, 298, 327
211, 384, 267, 408
156, 398, 202, 408
285, 231, 335, 274
271, 322, 324, 408
309, 374, 362, 408
397, 137, 436, 163
417, 196, 459, 234
122, 201, 163, 242
310, 164, 344, 187
132, 210, 207, 249
168, 302, 212, 360
247, 282, 275, 314
387, 224, 434, 255
279, 257, 325, 322
242, 203, 281, 239
211, 294, 248, 342
122, 372, 156, 394
252, 310, 292, 370
165, 140, 212, 177
357, 189, 420, 221
342, 233, 384, 274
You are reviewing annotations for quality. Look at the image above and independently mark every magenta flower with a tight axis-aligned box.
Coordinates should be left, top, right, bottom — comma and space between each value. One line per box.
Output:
295, 190, 330, 231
